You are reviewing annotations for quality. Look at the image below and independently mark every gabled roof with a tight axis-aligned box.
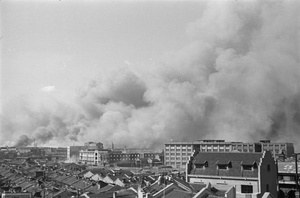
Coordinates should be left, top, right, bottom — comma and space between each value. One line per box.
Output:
158, 189, 195, 198
54, 174, 72, 182
71, 179, 92, 190
85, 183, 114, 194
84, 171, 94, 178
91, 174, 103, 181
191, 152, 263, 178
172, 177, 195, 193
61, 175, 79, 185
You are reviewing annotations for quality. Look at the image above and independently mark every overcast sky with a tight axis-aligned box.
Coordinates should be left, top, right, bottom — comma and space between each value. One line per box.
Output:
1, 0, 204, 107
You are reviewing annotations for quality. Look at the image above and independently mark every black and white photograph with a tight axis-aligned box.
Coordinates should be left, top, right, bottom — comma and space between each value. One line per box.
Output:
0, 0, 299, 197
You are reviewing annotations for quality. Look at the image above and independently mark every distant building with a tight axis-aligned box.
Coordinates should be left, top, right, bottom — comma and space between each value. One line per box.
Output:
67, 146, 87, 162
84, 142, 103, 150
186, 151, 277, 198
164, 140, 294, 169
44, 147, 68, 161
277, 161, 300, 192
79, 150, 109, 166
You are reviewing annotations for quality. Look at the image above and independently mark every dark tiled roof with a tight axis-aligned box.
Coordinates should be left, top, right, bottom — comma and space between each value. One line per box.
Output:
85, 184, 114, 194
189, 183, 206, 192
71, 179, 92, 190
61, 175, 79, 185
191, 152, 263, 178
55, 174, 72, 182
162, 189, 194, 198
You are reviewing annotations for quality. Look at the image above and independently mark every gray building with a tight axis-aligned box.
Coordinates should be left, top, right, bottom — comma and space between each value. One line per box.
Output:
164, 140, 294, 169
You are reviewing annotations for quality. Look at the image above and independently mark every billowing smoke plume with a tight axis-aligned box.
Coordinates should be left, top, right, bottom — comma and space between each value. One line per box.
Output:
1, 0, 300, 149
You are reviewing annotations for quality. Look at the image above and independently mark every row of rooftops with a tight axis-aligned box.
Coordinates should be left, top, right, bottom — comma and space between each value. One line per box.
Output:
0, 158, 231, 198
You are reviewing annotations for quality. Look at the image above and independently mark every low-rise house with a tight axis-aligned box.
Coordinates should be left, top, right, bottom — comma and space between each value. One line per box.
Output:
90, 174, 103, 182
186, 151, 277, 198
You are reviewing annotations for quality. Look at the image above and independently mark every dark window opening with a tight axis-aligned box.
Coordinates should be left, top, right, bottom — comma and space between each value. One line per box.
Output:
218, 165, 227, 170
243, 165, 253, 170
267, 164, 271, 171
241, 185, 253, 193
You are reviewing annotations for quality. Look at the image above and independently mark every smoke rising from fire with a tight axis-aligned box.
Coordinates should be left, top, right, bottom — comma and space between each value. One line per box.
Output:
1, 0, 300, 149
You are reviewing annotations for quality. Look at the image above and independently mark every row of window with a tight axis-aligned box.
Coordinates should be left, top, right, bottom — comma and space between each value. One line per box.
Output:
165, 152, 192, 156
165, 157, 187, 161
166, 162, 186, 165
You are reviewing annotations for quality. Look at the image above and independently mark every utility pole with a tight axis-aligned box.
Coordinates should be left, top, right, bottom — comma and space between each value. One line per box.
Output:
295, 153, 299, 197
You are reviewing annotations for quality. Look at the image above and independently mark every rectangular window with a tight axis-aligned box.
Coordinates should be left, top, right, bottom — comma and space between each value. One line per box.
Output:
218, 165, 227, 170
196, 164, 204, 168
243, 165, 252, 170
241, 185, 253, 193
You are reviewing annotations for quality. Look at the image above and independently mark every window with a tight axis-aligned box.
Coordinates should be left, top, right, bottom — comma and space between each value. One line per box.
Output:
218, 165, 227, 170
196, 164, 204, 168
243, 165, 253, 170
241, 185, 253, 193
266, 184, 269, 192
267, 164, 271, 171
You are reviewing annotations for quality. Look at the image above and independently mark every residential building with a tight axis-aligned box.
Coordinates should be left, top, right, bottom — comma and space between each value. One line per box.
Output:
186, 151, 277, 198
164, 140, 294, 169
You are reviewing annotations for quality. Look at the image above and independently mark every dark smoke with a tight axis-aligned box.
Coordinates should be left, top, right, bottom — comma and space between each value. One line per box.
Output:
1, 0, 300, 149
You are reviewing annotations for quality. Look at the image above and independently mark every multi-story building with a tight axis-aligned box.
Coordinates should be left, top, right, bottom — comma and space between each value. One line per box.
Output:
186, 151, 278, 198
67, 146, 87, 162
277, 161, 300, 194
260, 140, 294, 158
164, 140, 294, 169
44, 147, 68, 161
79, 150, 109, 166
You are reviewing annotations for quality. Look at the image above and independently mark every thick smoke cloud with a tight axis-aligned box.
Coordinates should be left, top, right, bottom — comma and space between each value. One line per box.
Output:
1, 0, 300, 149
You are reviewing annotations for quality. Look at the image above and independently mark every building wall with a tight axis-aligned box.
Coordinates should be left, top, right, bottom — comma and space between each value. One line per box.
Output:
261, 142, 294, 157
258, 151, 278, 198
188, 176, 259, 194
164, 143, 194, 169
79, 150, 109, 166
186, 151, 277, 198
164, 140, 294, 169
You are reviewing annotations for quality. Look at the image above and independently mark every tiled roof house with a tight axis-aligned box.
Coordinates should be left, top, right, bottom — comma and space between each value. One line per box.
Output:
186, 151, 277, 198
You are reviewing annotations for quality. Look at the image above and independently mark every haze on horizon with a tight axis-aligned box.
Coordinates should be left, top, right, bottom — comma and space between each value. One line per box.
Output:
1, 0, 300, 150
